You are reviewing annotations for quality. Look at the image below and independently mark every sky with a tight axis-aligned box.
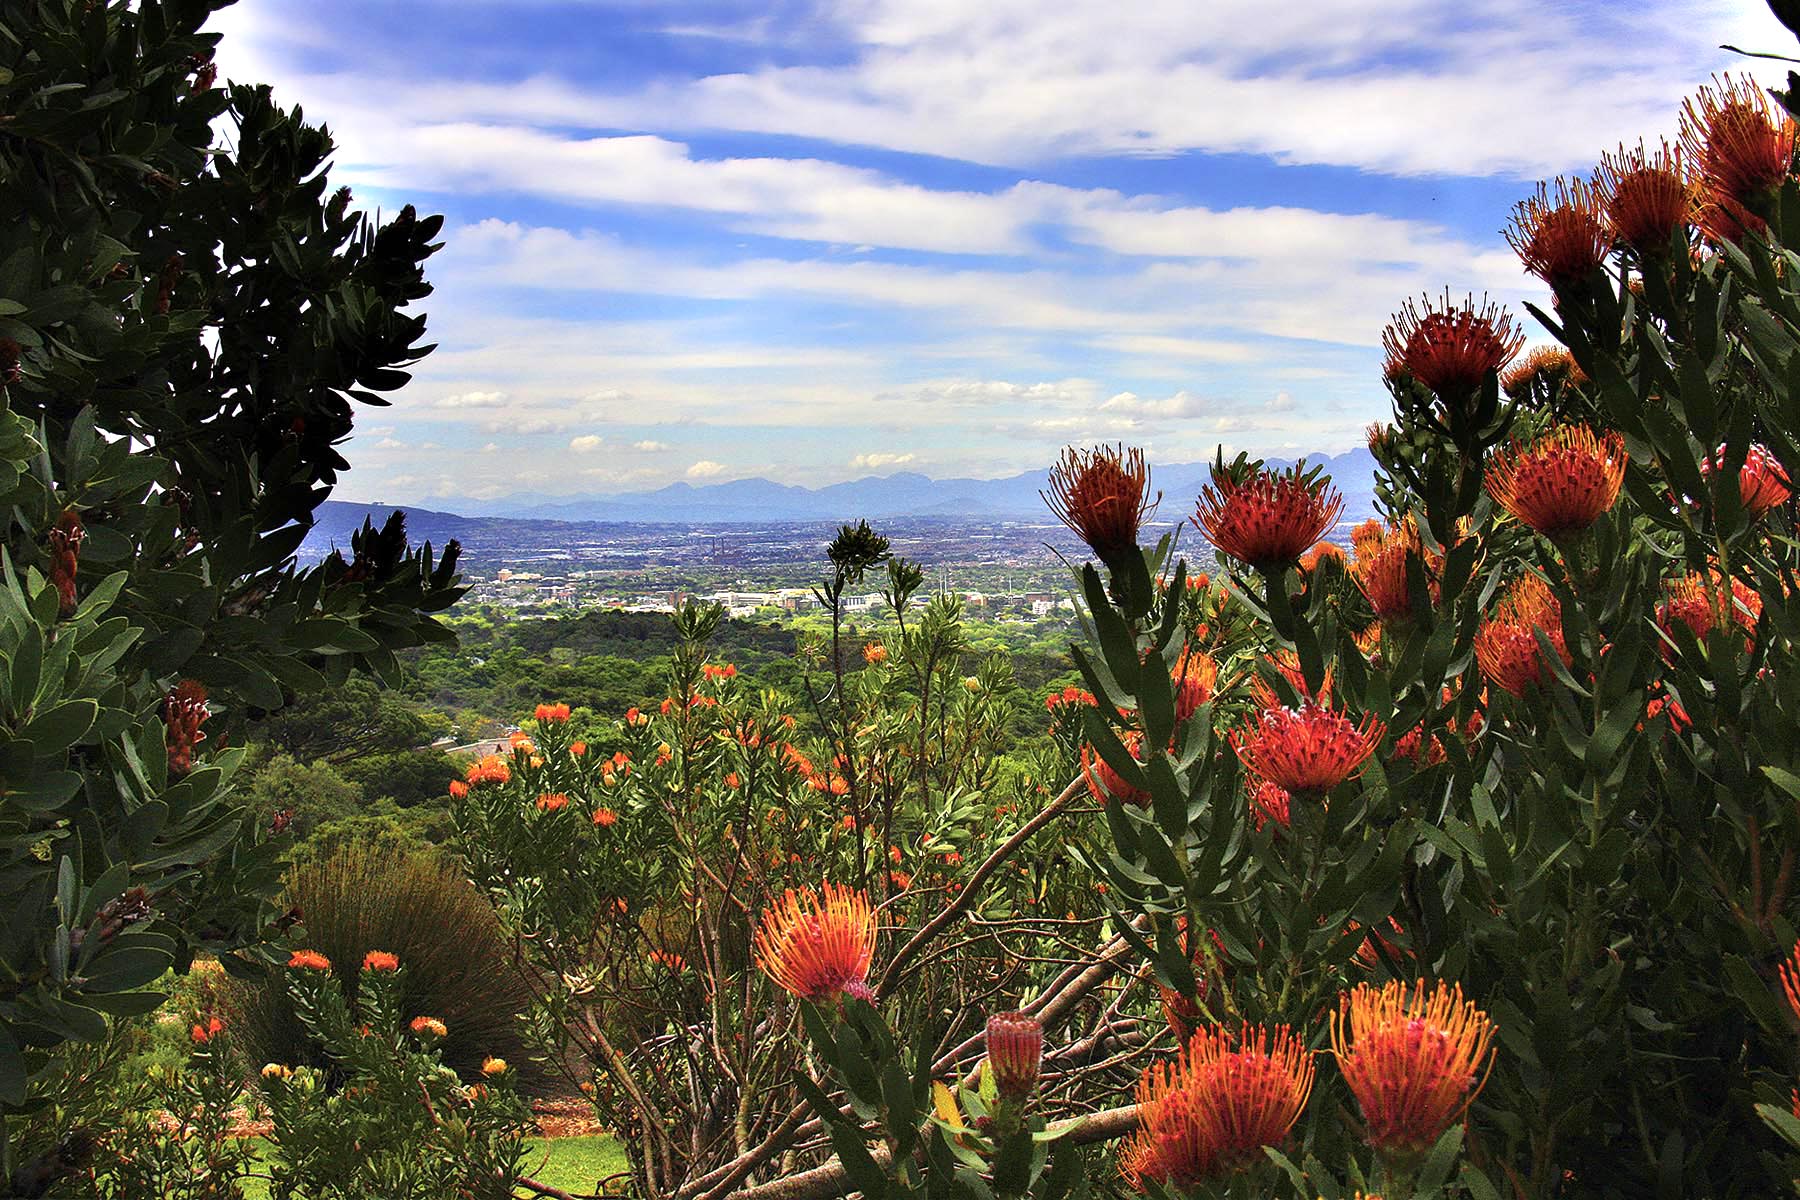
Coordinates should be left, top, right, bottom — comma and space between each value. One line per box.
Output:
208, 0, 1793, 505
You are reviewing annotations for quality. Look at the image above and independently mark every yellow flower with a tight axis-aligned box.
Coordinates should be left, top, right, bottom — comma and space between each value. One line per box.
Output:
481, 1056, 508, 1076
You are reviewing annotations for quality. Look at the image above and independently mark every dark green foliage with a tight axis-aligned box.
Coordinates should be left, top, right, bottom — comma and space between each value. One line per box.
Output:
221, 845, 536, 1092
0, 0, 463, 1180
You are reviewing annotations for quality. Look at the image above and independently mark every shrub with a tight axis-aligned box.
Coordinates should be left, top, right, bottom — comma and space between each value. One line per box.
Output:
223, 846, 536, 1093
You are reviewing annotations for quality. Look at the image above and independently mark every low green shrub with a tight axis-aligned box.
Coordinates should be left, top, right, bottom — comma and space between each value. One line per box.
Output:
221, 846, 536, 1091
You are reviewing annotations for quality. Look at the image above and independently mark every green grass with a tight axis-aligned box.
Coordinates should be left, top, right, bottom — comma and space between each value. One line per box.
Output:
236, 1135, 626, 1198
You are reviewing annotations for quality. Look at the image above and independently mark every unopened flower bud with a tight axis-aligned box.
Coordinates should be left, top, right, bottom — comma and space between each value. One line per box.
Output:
984, 1011, 1043, 1102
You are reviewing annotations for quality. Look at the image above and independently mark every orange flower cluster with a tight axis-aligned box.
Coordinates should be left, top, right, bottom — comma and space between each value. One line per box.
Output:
1171, 647, 1218, 724
535, 792, 570, 813
754, 882, 878, 1002
1475, 575, 1572, 698
534, 702, 571, 723
1193, 463, 1344, 568
1486, 425, 1627, 537
1500, 345, 1584, 402
862, 641, 888, 665
1299, 540, 1345, 573
1351, 518, 1439, 624
163, 680, 209, 776
465, 755, 511, 786
1331, 980, 1497, 1155
361, 950, 399, 972
1082, 732, 1150, 809
1656, 572, 1761, 660
1128, 1025, 1314, 1186
592, 806, 618, 827
409, 1016, 448, 1038
1045, 684, 1098, 713
1701, 442, 1792, 517
1383, 292, 1524, 398
702, 663, 738, 680
47, 510, 83, 617
1681, 74, 1797, 243
1506, 176, 1610, 289
447, 779, 469, 799
288, 949, 331, 971
1043, 444, 1159, 566
1598, 139, 1690, 255
1232, 703, 1385, 797
190, 1015, 224, 1045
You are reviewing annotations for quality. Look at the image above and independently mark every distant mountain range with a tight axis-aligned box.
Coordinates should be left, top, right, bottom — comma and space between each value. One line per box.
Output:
302, 450, 1380, 560
328, 449, 1379, 527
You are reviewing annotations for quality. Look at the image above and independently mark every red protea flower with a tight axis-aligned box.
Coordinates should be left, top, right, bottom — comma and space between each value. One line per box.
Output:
1232, 703, 1385, 797
1171, 647, 1219, 724
535, 792, 570, 813
1681, 74, 1797, 241
465, 754, 511, 785
410, 1016, 447, 1038
534, 702, 571, 723
163, 681, 209, 776
1485, 425, 1627, 537
1500, 345, 1584, 402
362, 950, 400, 972
1117, 1129, 1169, 1193
1193, 462, 1344, 568
985, 1011, 1044, 1102
1045, 685, 1097, 714
754, 882, 878, 1002
1382, 292, 1525, 398
1249, 776, 1291, 831
1505, 176, 1610, 289
1702, 443, 1792, 517
1599, 139, 1691, 254
1331, 979, 1497, 1157
47, 510, 84, 617
1351, 518, 1439, 623
190, 1015, 224, 1045
1249, 648, 1333, 711
1043, 444, 1159, 566
1474, 575, 1571, 697
1656, 572, 1761, 660
862, 641, 888, 665
1350, 518, 1386, 559
1780, 940, 1800, 1024
287, 949, 331, 971
1083, 731, 1150, 808
1133, 1025, 1315, 1185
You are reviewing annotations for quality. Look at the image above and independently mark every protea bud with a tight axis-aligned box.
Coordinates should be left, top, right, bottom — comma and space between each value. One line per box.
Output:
984, 1011, 1043, 1102
163, 680, 209, 775
47, 511, 84, 616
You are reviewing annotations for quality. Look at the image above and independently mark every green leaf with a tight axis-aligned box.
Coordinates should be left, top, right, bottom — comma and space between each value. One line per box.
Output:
22, 698, 97, 756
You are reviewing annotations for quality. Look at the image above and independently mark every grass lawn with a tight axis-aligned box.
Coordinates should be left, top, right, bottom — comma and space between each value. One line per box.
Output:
236, 1135, 626, 1198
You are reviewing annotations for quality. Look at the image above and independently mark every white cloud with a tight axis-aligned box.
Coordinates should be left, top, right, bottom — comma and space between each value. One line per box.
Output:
374, 437, 406, 449
1100, 390, 1211, 419
435, 389, 509, 408
850, 451, 916, 469
569, 434, 604, 452
632, 440, 670, 452
687, 459, 727, 478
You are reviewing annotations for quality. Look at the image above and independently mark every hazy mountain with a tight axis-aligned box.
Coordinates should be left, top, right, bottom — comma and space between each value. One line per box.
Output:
348, 450, 1379, 526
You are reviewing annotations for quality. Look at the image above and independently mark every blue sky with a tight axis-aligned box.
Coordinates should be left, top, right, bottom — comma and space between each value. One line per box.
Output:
212, 0, 1790, 504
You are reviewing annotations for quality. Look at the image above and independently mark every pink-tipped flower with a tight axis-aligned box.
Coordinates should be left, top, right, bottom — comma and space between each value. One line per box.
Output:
985, 1011, 1044, 1102
754, 883, 878, 1002
1702, 443, 1791, 517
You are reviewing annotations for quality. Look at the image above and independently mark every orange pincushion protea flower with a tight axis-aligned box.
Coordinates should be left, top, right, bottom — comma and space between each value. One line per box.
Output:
1656, 572, 1761, 660
1300, 540, 1345, 573
361, 950, 399, 972
1383, 292, 1524, 398
1171, 647, 1218, 724
466, 755, 511, 786
1485, 425, 1627, 537
1250, 777, 1292, 831
1232, 703, 1385, 797
1780, 941, 1800, 1023
1475, 575, 1570, 697
1132, 1025, 1314, 1185
1193, 463, 1343, 568
1043, 444, 1159, 566
1083, 732, 1150, 808
1331, 979, 1496, 1156
534, 702, 571, 723
535, 792, 570, 813
754, 882, 878, 1002
1599, 139, 1691, 254
1351, 518, 1439, 623
287, 949, 331, 971
1500, 345, 1584, 402
1702, 443, 1792, 516
862, 641, 888, 665
1506, 176, 1610, 289
1117, 1129, 1168, 1193
1350, 518, 1386, 559
1249, 648, 1333, 710
1681, 74, 1797, 241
